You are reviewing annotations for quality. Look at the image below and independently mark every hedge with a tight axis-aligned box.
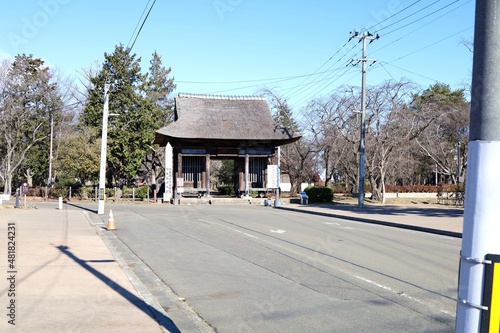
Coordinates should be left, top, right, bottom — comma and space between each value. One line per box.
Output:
304, 186, 334, 203
217, 185, 235, 196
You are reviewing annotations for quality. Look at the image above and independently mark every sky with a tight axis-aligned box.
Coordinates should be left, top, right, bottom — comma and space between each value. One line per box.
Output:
1, 0, 475, 114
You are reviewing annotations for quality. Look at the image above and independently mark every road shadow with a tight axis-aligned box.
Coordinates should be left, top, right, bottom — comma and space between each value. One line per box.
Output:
313, 202, 463, 218
65, 202, 98, 214
56, 245, 181, 333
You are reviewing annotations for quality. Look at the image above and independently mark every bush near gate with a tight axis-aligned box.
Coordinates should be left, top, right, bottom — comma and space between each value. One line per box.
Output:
123, 185, 149, 199
217, 185, 235, 196
304, 186, 334, 203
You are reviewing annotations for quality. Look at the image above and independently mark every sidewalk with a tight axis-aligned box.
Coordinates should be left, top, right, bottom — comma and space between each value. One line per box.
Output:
0, 203, 168, 333
0, 199, 463, 332
277, 202, 464, 238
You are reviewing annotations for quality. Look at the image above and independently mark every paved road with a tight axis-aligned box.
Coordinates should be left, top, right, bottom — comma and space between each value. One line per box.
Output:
82, 203, 460, 332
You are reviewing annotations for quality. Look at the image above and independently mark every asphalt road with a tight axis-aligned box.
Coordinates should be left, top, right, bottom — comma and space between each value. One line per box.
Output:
83, 203, 460, 332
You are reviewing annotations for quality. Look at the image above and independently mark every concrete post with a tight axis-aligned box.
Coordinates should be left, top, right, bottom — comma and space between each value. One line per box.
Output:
456, 1, 500, 331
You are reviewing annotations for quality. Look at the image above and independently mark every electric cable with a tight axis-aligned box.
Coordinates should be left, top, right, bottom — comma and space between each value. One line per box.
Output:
127, 0, 152, 49
128, 0, 157, 53
370, 0, 472, 56
374, 0, 441, 34
382, 0, 460, 36
366, 0, 422, 31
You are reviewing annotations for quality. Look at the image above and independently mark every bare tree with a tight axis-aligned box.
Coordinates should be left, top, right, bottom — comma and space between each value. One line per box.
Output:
280, 138, 316, 195
303, 89, 359, 190
0, 55, 63, 194
260, 88, 313, 195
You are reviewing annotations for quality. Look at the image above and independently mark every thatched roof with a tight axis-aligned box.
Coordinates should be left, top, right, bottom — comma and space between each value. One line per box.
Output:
154, 93, 301, 147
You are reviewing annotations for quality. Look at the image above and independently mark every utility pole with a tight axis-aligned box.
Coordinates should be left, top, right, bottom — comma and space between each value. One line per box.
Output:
351, 31, 378, 208
97, 84, 110, 215
47, 114, 54, 197
456, 1, 500, 332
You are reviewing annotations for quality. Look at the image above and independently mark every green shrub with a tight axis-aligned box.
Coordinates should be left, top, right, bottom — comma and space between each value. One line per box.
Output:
217, 185, 234, 196
304, 186, 334, 203
122, 186, 133, 198
135, 185, 149, 199
122, 186, 149, 199
105, 188, 115, 200
77, 186, 95, 200
51, 186, 68, 199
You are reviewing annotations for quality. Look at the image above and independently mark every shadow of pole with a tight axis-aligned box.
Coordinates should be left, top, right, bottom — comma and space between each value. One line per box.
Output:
65, 202, 99, 214
56, 245, 181, 333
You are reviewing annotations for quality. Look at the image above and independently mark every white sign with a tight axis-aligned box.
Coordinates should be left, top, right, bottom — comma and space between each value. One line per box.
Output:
267, 165, 279, 189
164, 143, 173, 201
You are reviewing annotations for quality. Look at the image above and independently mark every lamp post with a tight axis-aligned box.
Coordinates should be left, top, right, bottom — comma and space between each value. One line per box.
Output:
97, 84, 110, 215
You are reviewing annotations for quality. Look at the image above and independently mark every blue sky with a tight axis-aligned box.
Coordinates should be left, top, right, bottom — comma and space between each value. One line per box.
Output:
1, 0, 475, 112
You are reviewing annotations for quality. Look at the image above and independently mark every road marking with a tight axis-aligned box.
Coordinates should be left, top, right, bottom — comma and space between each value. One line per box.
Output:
270, 229, 286, 234
354, 275, 455, 317
197, 219, 259, 239
324, 222, 353, 230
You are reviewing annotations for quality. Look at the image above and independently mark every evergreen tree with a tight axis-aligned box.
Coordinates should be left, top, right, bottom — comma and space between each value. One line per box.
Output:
144, 51, 176, 125
140, 51, 177, 185
412, 83, 470, 184
80, 45, 155, 185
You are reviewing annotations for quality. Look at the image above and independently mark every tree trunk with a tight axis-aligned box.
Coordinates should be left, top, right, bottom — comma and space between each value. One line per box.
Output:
380, 172, 386, 204
370, 175, 383, 202
150, 169, 157, 187
324, 151, 330, 187
25, 168, 33, 187
4, 175, 12, 195
289, 176, 300, 196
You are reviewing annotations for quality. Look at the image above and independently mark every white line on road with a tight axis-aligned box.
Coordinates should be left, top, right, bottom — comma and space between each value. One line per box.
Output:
324, 222, 353, 230
354, 275, 455, 318
197, 218, 259, 239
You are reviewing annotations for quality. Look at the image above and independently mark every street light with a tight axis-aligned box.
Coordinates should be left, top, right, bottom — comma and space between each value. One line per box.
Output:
97, 84, 110, 215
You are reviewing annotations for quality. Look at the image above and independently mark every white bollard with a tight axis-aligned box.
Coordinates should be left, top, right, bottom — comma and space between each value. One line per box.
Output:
58, 197, 63, 210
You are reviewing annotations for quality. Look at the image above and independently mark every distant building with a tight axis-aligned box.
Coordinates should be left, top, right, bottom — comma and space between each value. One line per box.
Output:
154, 93, 301, 199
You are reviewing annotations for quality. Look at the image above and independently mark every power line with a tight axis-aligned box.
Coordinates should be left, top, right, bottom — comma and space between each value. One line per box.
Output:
370, 0, 472, 56
284, 42, 361, 102
180, 1, 471, 112
127, 0, 152, 49
204, 65, 356, 94
177, 72, 322, 85
284, 39, 352, 99
366, 0, 422, 31
203, 43, 361, 97
382, 0, 460, 36
206, 24, 471, 107
377, 62, 397, 82
388, 26, 473, 62
375, 0, 441, 34
288, 66, 359, 108
128, 0, 157, 53
379, 62, 438, 82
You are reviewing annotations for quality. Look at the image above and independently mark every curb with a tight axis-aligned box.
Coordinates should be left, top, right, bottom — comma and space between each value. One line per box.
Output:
82, 211, 215, 333
274, 206, 462, 239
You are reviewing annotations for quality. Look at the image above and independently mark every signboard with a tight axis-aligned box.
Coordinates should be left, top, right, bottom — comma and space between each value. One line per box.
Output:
164, 143, 173, 201
164, 168, 173, 194
176, 178, 184, 188
267, 165, 279, 189
482, 254, 500, 333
